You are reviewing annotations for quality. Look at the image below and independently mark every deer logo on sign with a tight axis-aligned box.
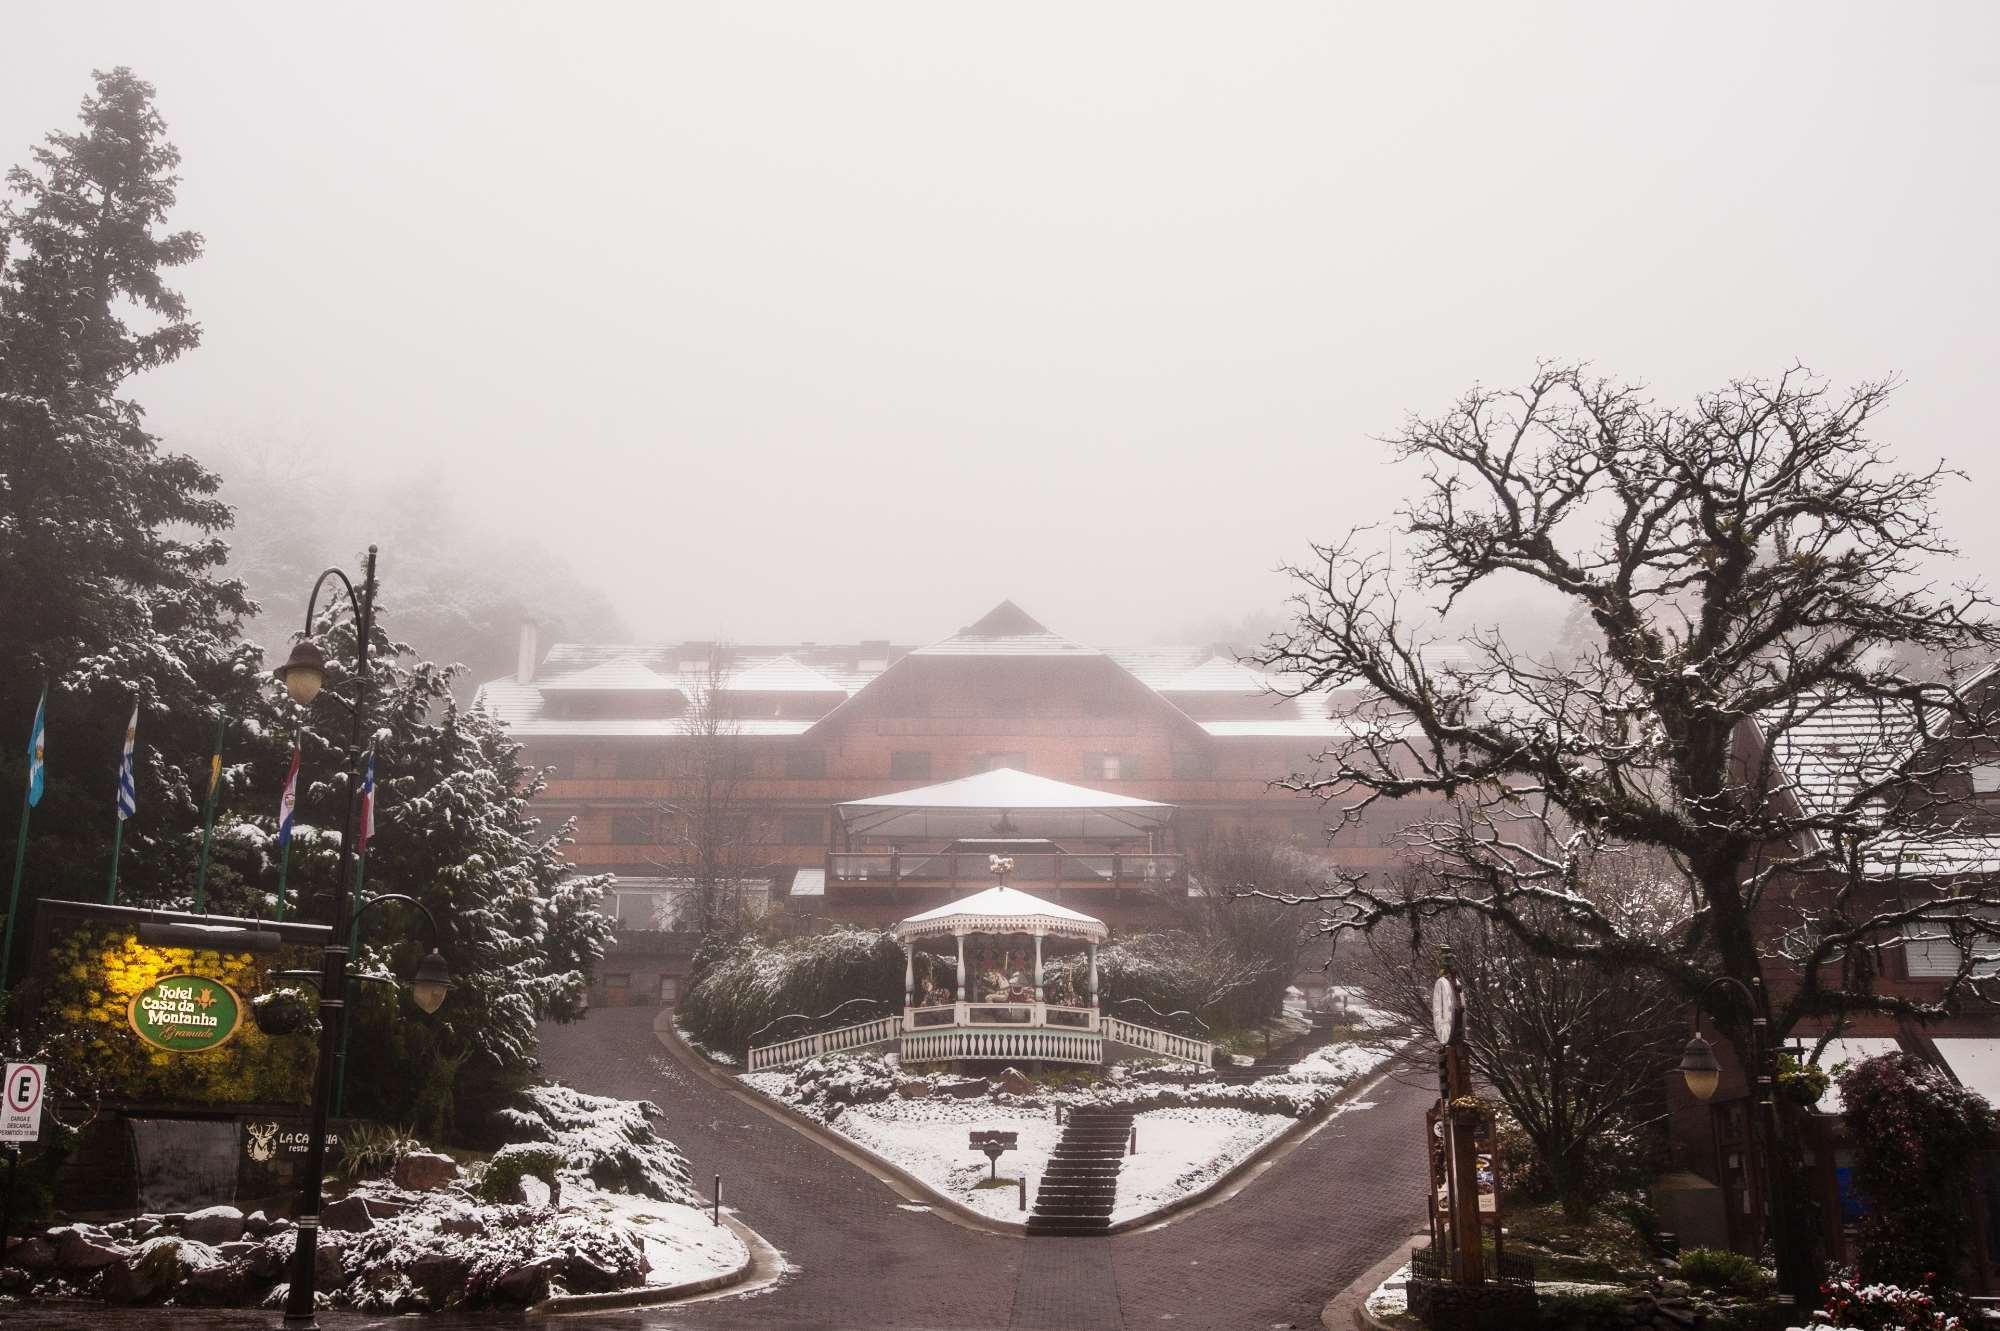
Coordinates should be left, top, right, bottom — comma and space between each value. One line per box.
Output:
246, 1121, 279, 1163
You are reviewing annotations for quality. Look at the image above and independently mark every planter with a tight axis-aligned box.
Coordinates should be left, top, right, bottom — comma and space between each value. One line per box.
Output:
251, 987, 312, 1036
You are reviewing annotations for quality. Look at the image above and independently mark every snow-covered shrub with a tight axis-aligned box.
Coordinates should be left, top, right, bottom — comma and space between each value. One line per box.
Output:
1806, 1272, 1969, 1331
1678, 1247, 1769, 1294
339, 1202, 648, 1310
1837, 1053, 1997, 1289
480, 1142, 568, 1207
678, 927, 903, 1055
492, 1083, 695, 1204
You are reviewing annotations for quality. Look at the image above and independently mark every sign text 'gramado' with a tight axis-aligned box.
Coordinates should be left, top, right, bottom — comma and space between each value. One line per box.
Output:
127, 974, 244, 1053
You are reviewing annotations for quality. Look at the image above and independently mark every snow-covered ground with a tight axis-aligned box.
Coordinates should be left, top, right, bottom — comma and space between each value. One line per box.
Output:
1112, 1107, 1291, 1223
579, 1187, 748, 1289
819, 1097, 1064, 1222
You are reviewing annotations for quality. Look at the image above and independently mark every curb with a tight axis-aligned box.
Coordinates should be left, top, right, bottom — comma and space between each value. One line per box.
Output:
1322, 1233, 1423, 1331
654, 1010, 1026, 1238
531, 1207, 770, 1316
1104, 1044, 1407, 1235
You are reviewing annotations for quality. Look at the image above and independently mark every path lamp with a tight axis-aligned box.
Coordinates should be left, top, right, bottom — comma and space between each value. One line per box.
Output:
1677, 975, 1803, 1308
269, 546, 396, 1330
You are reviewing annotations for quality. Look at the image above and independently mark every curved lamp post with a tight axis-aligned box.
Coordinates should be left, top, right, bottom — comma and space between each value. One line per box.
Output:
1677, 974, 1801, 1307
274, 546, 453, 1330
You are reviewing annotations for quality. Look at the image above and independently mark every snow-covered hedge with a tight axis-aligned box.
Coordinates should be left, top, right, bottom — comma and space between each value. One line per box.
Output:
492, 1084, 695, 1204
340, 1201, 649, 1310
677, 927, 904, 1055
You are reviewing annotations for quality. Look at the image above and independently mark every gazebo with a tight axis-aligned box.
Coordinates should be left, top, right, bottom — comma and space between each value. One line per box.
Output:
893, 883, 1108, 1065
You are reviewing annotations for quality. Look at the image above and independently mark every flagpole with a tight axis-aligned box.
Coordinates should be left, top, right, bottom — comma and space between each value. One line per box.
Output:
274, 837, 291, 923
105, 817, 124, 905
333, 855, 366, 1117
192, 712, 225, 914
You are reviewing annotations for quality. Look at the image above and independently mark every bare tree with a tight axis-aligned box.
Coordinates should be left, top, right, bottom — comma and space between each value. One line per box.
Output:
1255, 365, 2000, 1298
1360, 849, 1687, 1218
650, 648, 774, 945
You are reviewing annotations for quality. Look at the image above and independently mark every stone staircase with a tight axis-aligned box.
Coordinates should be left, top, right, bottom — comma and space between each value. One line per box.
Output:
1213, 1028, 1324, 1084
1026, 1107, 1133, 1236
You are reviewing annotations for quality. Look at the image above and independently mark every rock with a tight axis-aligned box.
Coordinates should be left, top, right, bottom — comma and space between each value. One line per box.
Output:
941, 1077, 991, 1099
393, 1150, 459, 1191
245, 1240, 290, 1282
313, 1234, 347, 1288
182, 1204, 247, 1245
439, 1212, 486, 1238
160, 1213, 187, 1229
493, 1254, 564, 1305
994, 1066, 1036, 1097
6, 1236, 55, 1273
101, 1236, 220, 1304
409, 1251, 471, 1307
181, 1258, 255, 1305
1659, 1279, 1690, 1297
129, 1219, 163, 1242
243, 1210, 272, 1237
0, 1265, 30, 1295
894, 1078, 932, 1099
54, 1229, 132, 1274
217, 1239, 261, 1261
320, 1195, 375, 1233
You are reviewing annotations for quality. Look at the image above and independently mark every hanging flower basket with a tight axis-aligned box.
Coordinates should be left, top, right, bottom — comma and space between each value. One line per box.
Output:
251, 986, 313, 1036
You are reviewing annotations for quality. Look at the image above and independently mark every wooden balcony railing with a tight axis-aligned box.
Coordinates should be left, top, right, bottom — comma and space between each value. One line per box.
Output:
826, 851, 1184, 890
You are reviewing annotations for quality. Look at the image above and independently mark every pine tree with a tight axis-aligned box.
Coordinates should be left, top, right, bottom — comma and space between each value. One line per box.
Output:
0, 68, 262, 926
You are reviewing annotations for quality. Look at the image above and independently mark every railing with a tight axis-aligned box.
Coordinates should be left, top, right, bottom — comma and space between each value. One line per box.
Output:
746, 1014, 901, 1072
827, 851, 1185, 889
902, 1002, 1100, 1032
1103, 1015, 1213, 1066
901, 1026, 1103, 1066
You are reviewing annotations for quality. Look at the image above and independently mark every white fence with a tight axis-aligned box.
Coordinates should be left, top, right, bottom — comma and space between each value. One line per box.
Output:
746, 1014, 901, 1072
900, 1027, 1104, 1066
1103, 1016, 1212, 1066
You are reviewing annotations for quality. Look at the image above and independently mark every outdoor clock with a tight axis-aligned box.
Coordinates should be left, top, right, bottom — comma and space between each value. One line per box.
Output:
1431, 974, 1460, 1045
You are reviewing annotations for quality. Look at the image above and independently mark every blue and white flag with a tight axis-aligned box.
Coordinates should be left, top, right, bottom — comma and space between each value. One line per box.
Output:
25, 689, 46, 808
115, 705, 137, 821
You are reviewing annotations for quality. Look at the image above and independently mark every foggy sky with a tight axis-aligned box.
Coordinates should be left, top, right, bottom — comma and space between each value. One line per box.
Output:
10, 3, 1998, 650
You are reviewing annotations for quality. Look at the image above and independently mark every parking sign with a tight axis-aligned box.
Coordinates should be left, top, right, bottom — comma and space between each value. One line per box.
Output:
2, 1062, 46, 1142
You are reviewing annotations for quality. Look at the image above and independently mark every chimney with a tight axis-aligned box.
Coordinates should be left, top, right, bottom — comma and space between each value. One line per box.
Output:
516, 621, 539, 684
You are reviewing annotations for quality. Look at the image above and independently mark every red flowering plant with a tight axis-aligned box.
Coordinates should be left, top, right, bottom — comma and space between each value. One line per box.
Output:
1810, 1271, 1967, 1331
1835, 1053, 1997, 1293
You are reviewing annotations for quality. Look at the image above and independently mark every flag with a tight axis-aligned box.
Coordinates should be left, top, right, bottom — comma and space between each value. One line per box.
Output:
25, 689, 46, 808
357, 751, 376, 853
115, 706, 137, 821
277, 746, 300, 849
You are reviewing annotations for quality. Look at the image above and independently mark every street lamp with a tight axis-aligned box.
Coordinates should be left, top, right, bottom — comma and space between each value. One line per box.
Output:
272, 546, 387, 1331
1678, 975, 1803, 1307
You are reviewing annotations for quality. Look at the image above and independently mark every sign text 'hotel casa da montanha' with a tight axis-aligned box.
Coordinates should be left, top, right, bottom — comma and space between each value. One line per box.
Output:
126, 974, 244, 1054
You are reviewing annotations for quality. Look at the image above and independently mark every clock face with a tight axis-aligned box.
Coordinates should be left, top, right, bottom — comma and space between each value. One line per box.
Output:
1431, 976, 1458, 1044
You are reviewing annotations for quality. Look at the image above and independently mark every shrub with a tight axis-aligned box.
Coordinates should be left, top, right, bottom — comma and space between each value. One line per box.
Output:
1837, 1052, 1997, 1288
339, 1121, 424, 1180
678, 928, 903, 1056
1677, 1246, 1770, 1294
1808, 1272, 1969, 1331
480, 1142, 568, 1208
492, 1083, 695, 1203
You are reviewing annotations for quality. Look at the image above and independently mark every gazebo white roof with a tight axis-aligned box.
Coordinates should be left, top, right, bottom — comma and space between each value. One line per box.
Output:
836, 768, 1174, 840
891, 885, 1108, 943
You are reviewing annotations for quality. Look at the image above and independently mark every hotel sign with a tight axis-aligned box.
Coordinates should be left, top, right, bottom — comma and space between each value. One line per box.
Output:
127, 975, 244, 1053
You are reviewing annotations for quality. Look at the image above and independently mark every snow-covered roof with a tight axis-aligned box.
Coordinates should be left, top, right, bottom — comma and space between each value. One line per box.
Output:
788, 868, 826, 898
892, 884, 1108, 942
719, 655, 848, 694
909, 601, 1101, 658
1861, 834, 2000, 878
1766, 693, 1922, 820
537, 658, 685, 694
837, 768, 1175, 840
1159, 655, 1274, 694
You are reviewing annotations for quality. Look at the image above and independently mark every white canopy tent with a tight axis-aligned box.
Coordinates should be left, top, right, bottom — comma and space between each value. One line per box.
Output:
836, 767, 1174, 842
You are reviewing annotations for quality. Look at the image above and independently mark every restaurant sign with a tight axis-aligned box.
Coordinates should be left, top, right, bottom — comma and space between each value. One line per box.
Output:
127, 974, 244, 1053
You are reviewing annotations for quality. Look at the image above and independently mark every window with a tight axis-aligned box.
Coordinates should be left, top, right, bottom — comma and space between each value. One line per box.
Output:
659, 976, 680, 1004
975, 752, 1028, 773
1973, 763, 2000, 795
610, 812, 654, 844
1171, 749, 1216, 780
1084, 753, 1140, 781
1904, 917, 2000, 978
785, 749, 827, 780
781, 814, 824, 846
890, 750, 932, 781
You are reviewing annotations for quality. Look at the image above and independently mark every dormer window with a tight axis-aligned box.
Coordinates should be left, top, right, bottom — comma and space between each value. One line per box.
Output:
1972, 763, 2000, 795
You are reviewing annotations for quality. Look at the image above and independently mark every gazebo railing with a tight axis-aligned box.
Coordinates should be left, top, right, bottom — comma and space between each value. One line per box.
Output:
901, 1026, 1103, 1066
903, 1001, 1099, 1032
746, 1014, 901, 1073
1103, 1015, 1213, 1066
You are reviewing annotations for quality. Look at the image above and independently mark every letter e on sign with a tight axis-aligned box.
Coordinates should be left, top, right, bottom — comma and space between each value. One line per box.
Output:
1, 1062, 46, 1143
